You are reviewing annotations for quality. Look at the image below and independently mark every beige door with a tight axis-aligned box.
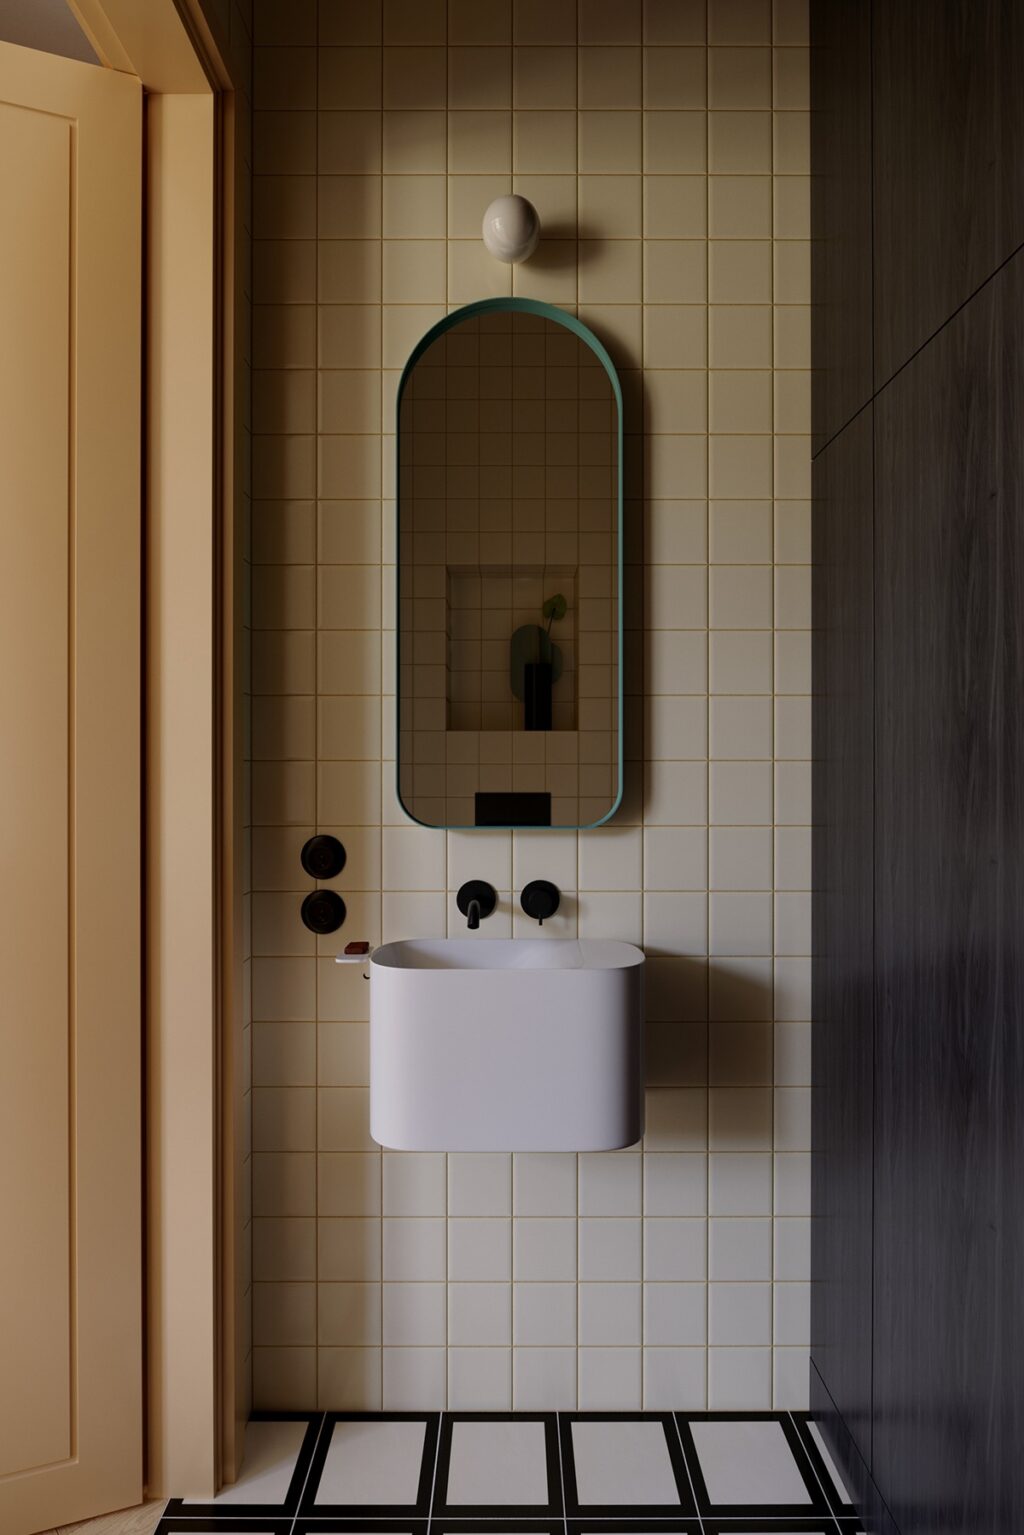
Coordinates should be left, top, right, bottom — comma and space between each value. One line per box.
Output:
0, 40, 142, 1535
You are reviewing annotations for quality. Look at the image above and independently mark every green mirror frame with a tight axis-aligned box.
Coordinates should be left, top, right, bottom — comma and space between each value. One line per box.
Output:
395, 296, 625, 831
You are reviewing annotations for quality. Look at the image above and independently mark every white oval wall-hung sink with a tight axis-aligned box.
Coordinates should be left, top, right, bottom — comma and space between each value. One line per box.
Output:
362, 938, 645, 1152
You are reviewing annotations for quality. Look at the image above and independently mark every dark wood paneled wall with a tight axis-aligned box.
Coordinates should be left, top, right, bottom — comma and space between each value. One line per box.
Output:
872, 1, 1024, 386
810, 408, 874, 1462
811, 4, 1024, 1533
872, 257, 1024, 1535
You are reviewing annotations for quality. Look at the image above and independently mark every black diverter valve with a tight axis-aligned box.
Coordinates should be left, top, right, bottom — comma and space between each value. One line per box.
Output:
521, 879, 560, 925
301, 889, 347, 935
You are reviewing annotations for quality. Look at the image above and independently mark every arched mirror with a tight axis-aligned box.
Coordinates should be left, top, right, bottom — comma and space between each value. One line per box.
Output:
396, 299, 623, 829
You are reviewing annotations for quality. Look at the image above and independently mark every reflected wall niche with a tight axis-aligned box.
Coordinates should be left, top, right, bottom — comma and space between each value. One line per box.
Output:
396, 299, 623, 830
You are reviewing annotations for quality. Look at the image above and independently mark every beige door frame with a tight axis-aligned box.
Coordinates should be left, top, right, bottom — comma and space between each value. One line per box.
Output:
70, 0, 247, 1500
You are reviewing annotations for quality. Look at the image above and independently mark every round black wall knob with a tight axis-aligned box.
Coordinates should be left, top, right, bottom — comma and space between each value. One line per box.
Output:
521, 879, 560, 924
301, 834, 346, 879
301, 889, 347, 935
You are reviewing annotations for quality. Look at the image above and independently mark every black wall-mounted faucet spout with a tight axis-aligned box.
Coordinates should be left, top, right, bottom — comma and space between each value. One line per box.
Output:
457, 880, 497, 929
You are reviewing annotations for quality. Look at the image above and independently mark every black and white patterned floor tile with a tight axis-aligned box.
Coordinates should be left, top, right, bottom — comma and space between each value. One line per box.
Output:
156, 1408, 865, 1535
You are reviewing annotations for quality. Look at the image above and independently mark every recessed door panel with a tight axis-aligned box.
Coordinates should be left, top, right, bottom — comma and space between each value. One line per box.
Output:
0, 41, 141, 1535
0, 91, 74, 1480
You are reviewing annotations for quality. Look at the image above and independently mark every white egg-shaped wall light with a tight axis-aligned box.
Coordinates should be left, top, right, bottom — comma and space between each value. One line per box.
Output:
481, 194, 540, 264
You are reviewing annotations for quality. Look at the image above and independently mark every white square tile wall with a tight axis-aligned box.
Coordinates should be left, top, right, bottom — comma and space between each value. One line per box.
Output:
249, 0, 811, 1412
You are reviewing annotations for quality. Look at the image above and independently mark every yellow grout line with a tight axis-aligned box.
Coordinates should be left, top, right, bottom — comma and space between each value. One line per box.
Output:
249, 2, 811, 1410
312, 0, 320, 1415
703, 0, 711, 1413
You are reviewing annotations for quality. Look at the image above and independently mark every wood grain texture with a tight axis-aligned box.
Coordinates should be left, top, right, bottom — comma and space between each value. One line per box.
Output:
873, 251, 1024, 1535
811, 407, 875, 1467
810, 1363, 900, 1535
810, 0, 874, 452
45, 1500, 163, 1535
872, 0, 1024, 389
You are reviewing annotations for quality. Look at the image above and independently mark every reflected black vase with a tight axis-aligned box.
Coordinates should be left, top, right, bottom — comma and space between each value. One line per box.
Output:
523, 660, 553, 730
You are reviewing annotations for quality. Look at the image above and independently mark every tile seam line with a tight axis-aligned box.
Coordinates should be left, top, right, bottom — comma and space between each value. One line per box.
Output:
767, 0, 777, 1410
556, 1409, 569, 1535
785, 1409, 843, 1532
703, 0, 711, 1414
867, 0, 877, 1476
811, 229, 1024, 463
638, 0, 647, 1409
670, 1410, 705, 1533
376, 0, 386, 1402
312, 0, 320, 1413
287, 1410, 329, 1534
425, 1409, 444, 1529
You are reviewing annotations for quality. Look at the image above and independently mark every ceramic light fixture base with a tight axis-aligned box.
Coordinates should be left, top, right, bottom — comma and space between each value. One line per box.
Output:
481, 193, 540, 264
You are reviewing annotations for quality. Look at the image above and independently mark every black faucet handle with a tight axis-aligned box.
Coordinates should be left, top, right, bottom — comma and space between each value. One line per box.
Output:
520, 879, 560, 925
456, 880, 497, 927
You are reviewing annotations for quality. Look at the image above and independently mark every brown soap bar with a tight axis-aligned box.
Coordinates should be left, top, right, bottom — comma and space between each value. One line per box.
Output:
344, 941, 371, 955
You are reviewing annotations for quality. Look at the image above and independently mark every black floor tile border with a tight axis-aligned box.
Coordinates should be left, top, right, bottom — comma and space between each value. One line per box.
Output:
156, 1521, 292, 1534
567, 1520, 701, 1534
155, 1409, 866, 1532
431, 1411, 563, 1519
298, 1411, 440, 1518
702, 1520, 847, 1534
416, 1523, 843, 1534
674, 1411, 832, 1522
293, 1521, 428, 1533
161, 1411, 324, 1522
790, 1411, 858, 1518
559, 1411, 698, 1520
432, 1522, 563, 1534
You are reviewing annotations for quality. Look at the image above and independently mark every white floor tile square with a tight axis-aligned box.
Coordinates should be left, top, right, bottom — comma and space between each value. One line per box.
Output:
314, 1417, 427, 1505
570, 1418, 682, 1507
689, 1417, 812, 1506
163, 1409, 848, 1532
181, 1419, 307, 1506
445, 1418, 550, 1506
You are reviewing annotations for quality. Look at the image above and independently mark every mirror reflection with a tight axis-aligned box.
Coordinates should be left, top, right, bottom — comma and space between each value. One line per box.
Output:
397, 302, 622, 829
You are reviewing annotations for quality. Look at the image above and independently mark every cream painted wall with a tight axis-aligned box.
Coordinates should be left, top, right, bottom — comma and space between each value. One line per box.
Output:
249, 0, 811, 1413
